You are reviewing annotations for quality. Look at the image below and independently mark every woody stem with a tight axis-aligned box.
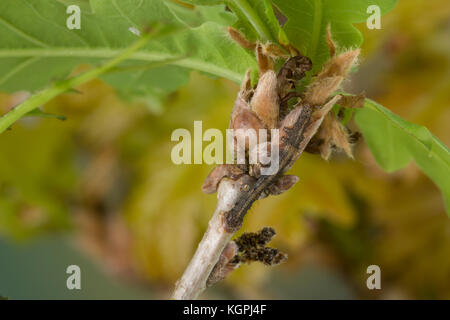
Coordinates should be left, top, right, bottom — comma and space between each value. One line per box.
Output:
172, 97, 337, 299
171, 179, 242, 300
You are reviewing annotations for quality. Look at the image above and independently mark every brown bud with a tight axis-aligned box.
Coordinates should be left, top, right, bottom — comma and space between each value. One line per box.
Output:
230, 96, 266, 132
305, 76, 343, 105
229, 96, 267, 157
323, 49, 359, 79
256, 43, 274, 75
328, 112, 353, 158
314, 112, 353, 160
330, 118, 353, 158
305, 48, 359, 105
326, 24, 336, 57
250, 70, 279, 129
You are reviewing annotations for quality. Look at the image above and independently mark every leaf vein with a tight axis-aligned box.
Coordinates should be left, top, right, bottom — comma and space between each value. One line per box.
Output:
0, 16, 49, 48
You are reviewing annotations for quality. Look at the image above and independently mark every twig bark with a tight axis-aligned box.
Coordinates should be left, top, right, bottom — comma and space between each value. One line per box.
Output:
171, 96, 340, 300
171, 178, 242, 300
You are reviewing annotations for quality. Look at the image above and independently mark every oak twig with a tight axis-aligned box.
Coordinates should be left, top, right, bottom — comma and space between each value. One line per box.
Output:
173, 26, 359, 299
172, 96, 340, 300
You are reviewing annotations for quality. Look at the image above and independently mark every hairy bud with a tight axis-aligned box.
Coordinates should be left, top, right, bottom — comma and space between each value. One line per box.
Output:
250, 70, 279, 129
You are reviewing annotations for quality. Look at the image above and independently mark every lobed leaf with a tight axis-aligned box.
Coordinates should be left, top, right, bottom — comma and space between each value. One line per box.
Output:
355, 99, 450, 215
226, 0, 286, 44
0, 0, 255, 105
273, 0, 398, 71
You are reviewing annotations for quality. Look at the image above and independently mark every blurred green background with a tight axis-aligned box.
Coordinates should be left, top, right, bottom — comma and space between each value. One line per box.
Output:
0, 0, 449, 299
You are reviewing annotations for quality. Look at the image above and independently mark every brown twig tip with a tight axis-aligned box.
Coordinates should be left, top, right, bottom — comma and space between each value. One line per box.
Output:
326, 24, 336, 57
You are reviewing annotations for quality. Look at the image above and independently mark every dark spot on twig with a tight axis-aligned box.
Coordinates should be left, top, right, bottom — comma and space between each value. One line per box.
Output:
231, 227, 287, 266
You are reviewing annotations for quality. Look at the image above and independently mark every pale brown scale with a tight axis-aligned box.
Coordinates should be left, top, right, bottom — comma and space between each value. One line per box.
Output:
278, 103, 304, 146
250, 70, 279, 129
229, 96, 267, 156
202, 164, 245, 194
304, 48, 359, 106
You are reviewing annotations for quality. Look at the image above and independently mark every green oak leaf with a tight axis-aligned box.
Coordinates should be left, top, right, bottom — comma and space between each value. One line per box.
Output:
0, 0, 255, 103
164, 1, 236, 28
226, 0, 287, 44
273, 0, 398, 71
179, 0, 224, 5
355, 99, 450, 215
